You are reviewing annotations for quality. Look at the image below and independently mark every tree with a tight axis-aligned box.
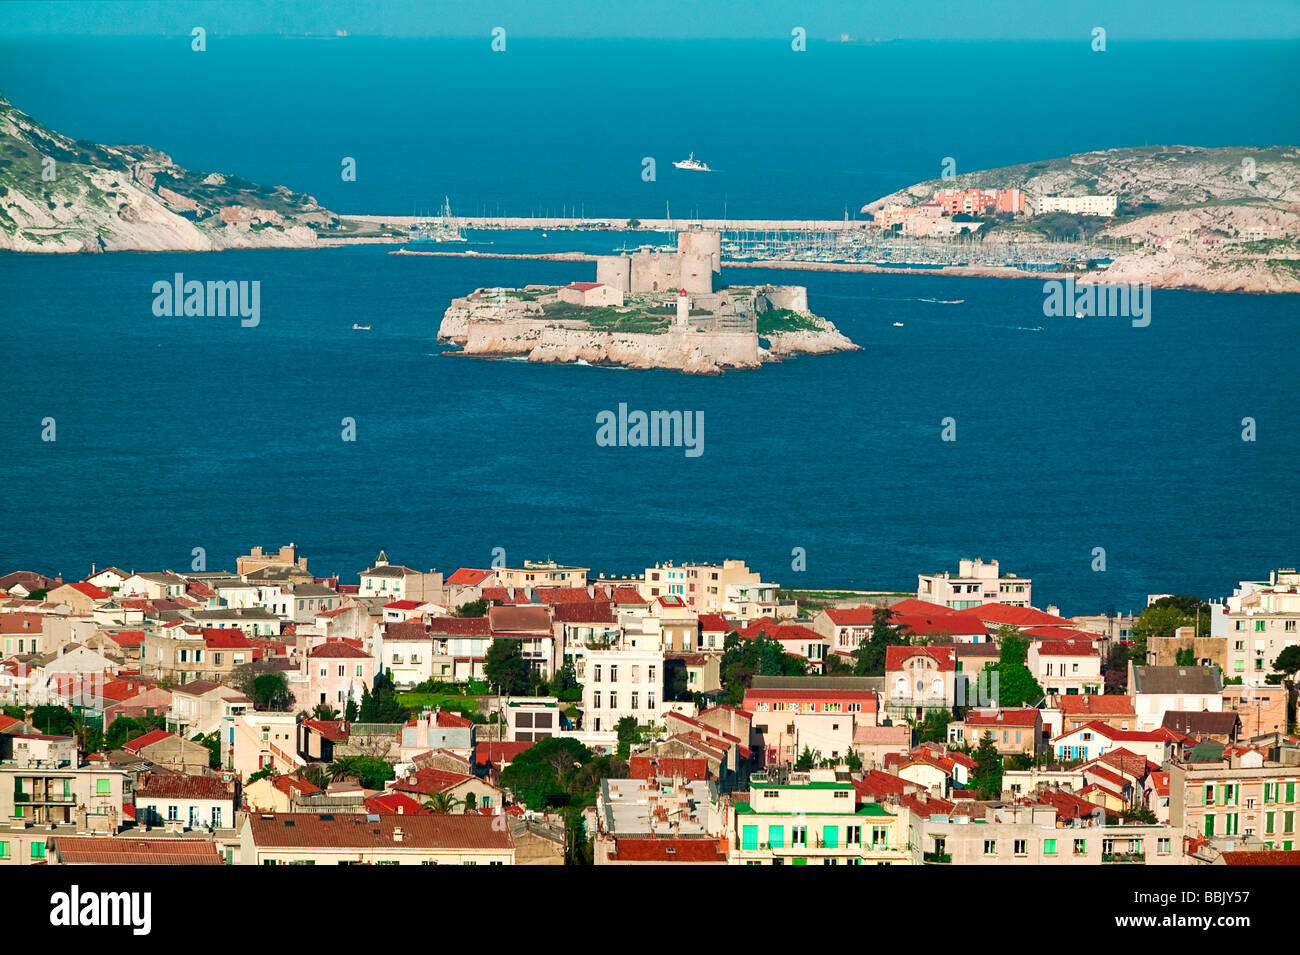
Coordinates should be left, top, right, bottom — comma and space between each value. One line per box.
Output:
30, 705, 75, 736
344, 698, 359, 722
1149, 595, 1211, 637
548, 658, 583, 702
327, 755, 394, 790
795, 746, 816, 771
1131, 605, 1193, 662
103, 713, 167, 751
917, 709, 951, 743
844, 748, 863, 772
194, 732, 221, 769
1273, 645, 1300, 680
484, 639, 532, 696
251, 672, 294, 710
852, 608, 909, 677
311, 703, 340, 721
972, 731, 1003, 799
357, 672, 408, 723
615, 716, 639, 760
423, 791, 462, 814
984, 627, 1045, 708
464, 792, 477, 812
1175, 647, 1196, 667
717, 632, 806, 705
298, 764, 329, 790
454, 597, 490, 617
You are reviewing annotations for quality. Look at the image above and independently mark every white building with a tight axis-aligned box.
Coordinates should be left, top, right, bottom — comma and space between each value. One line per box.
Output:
916, 557, 1031, 610
1212, 569, 1300, 685
581, 648, 665, 734
1036, 195, 1118, 216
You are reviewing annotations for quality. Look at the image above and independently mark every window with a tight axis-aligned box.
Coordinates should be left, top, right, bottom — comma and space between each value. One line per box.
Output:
609, 666, 618, 682
647, 693, 655, 709
356, 665, 364, 677
96, 778, 111, 795
1013, 839, 1027, 856
0, 842, 7, 859
1044, 839, 1057, 856
846, 826, 861, 847
984, 839, 997, 856
648, 665, 656, 682
592, 692, 601, 709
1205, 785, 1215, 806
791, 825, 807, 847
1074, 839, 1086, 855
593, 665, 601, 682
1158, 837, 1171, 855
168, 805, 179, 822
31, 842, 45, 860
631, 692, 639, 710
609, 693, 617, 709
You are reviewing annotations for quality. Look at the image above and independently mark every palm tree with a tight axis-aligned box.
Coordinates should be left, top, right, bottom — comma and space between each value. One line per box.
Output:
422, 791, 462, 814
327, 756, 360, 783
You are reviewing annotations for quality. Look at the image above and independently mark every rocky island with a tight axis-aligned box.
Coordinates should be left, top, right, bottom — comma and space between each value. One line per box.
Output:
861, 145, 1300, 293
436, 228, 860, 374
0, 92, 359, 253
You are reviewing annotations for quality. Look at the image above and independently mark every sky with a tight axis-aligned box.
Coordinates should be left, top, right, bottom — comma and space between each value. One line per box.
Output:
1, 0, 1299, 40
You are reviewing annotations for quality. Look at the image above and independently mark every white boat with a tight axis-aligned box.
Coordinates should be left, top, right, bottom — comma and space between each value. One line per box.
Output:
352, 323, 371, 330
673, 152, 712, 172
892, 321, 904, 327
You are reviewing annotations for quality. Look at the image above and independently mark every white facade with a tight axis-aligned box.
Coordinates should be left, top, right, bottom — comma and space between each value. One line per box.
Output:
581, 648, 665, 733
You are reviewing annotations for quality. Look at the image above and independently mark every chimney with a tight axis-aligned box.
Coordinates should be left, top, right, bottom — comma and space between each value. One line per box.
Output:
393, 826, 404, 842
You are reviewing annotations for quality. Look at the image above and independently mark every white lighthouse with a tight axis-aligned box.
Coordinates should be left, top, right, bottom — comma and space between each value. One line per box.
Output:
676, 288, 690, 327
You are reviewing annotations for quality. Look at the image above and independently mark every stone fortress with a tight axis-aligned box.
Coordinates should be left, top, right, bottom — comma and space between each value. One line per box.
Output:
437, 226, 858, 374
594, 226, 809, 331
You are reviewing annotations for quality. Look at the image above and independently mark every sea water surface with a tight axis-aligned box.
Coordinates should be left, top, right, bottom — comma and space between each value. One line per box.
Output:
1, 245, 1297, 614
0, 37, 1298, 610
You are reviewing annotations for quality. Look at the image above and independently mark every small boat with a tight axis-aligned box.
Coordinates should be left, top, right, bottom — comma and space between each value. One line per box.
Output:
352, 323, 371, 330
892, 321, 904, 327
1075, 312, 1083, 319
673, 152, 712, 172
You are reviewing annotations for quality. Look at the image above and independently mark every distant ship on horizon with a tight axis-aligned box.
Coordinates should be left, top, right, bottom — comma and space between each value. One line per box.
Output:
673, 152, 712, 172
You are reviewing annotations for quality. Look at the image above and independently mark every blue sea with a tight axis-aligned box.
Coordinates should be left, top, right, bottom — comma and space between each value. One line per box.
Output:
1, 37, 1298, 613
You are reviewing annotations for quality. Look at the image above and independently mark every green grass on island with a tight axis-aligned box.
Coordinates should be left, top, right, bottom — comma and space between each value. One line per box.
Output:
757, 308, 822, 335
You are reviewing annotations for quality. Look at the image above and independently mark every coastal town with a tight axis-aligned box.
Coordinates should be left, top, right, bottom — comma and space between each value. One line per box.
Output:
0, 546, 1296, 867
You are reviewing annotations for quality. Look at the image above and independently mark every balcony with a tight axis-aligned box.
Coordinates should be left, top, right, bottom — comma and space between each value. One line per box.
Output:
923, 851, 953, 864
1102, 851, 1146, 863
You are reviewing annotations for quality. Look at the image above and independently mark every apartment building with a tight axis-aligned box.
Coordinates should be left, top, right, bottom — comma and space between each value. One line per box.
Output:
1170, 749, 1300, 849
910, 799, 1183, 865
581, 647, 664, 733
732, 769, 909, 865
643, 559, 761, 615
1128, 663, 1223, 731
494, 559, 589, 590
1213, 571, 1300, 685
359, 551, 446, 605
1028, 639, 1102, 697
1035, 194, 1118, 216
916, 558, 1032, 610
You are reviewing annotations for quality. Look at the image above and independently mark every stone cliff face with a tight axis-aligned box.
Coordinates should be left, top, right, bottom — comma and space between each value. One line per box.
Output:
438, 289, 860, 374
0, 93, 335, 252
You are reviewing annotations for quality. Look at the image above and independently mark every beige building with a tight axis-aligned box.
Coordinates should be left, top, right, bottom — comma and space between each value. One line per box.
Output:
1170, 749, 1300, 849
236, 543, 310, 577
643, 559, 761, 615
1035, 194, 1118, 216
1213, 572, 1300, 685
1222, 684, 1287, 738
910, 800, 1183, 865
494, 560, 589, 590
359, 552, 445, 604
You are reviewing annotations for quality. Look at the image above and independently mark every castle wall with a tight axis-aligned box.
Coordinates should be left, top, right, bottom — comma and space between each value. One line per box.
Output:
596, 256, 631, 294
678, 229, 721, 273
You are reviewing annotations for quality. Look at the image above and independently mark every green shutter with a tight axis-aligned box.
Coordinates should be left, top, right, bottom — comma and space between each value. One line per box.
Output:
1205, 815, 1215, 836
768, 825, 784, 849
742, 825, 757, 851
1288, 782, 1296, 802
823, 826, 838, 849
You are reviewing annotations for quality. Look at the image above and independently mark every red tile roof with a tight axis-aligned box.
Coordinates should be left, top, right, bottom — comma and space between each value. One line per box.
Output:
49, 837, 223, 865
244, 812, 512, 850
427, 616, 493, 636
137, 773, 234, 800
123, 729, 177, 753
63, 581, 111, 600
953, 605, 1074, 628
963, 708, 1041, 728
823, 606, 883, 626
628, 756, 709, 781
446, 568, 494, 586
698, 613, 734, 632
1058, 695, 1135, 716
1034, 639, 1099, 656
365, 791, 426, 815
552, 601, 617, 624
885, 644, 956, 672
608, 837, 727, 863
302, 719, 351, 742
308, 641, 371, 659
474, 740, 535, 767
391, 768, 479, 796
384, 600, 424, 610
